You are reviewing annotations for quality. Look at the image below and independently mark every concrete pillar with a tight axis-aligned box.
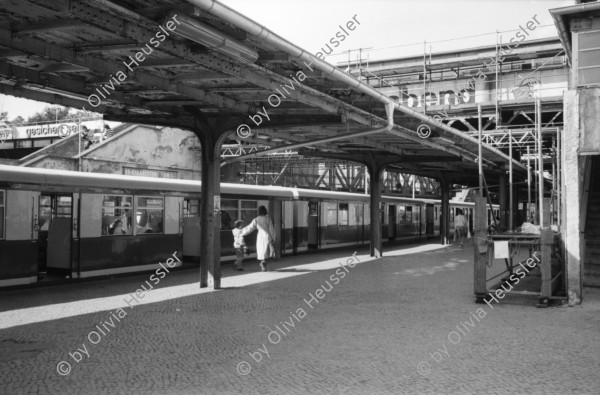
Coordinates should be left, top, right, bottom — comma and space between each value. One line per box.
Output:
440, 179, 450, 245
367, 162, 384, 258
563, 90, 582, 305
499, 172, 507, 231
199, 131, 221, 289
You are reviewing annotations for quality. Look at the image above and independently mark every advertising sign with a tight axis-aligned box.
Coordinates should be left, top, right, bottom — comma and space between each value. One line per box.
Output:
4, 119, 104, 140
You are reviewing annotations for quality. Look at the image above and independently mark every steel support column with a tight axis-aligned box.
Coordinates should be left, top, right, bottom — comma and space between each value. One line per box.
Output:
367, 161, 385, 258
199, 131, 221, 289
440, 178, 451, 245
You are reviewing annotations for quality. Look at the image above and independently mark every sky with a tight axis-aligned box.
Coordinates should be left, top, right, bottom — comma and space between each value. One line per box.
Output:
0, 0, 573, 121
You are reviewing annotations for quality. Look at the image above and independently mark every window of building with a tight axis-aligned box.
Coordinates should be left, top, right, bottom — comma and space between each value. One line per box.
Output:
578, 30, 600, 86
16, 140, 32, 148
136, 197, 164, 234
33, 138, 52, 148
102, 195, 133, 236
0, 191, 4, 239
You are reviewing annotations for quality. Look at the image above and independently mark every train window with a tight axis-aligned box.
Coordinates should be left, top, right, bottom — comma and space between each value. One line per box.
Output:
102, 195, 133, 236
39, 196, 52, 231
338, 203, 349, 226
240, 200, 258, 226
183, 199, 199, 217
398, 205, 407, 224
136, 197, 164, 234
0, 191, 4, 239
406, 206, 413, 223
220, 199, 237, 229
325, 202, 337, 225
56, 196, 72, 217
349, 204, 361, 226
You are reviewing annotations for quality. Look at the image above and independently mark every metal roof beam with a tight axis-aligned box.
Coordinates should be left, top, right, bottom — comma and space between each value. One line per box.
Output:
12, 18, 87, 34
0, 29, 251, 114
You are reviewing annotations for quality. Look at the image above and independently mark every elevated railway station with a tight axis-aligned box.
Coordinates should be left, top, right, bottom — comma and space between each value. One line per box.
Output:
0, 1, 600, 393
0, 0, 598, 305
0, 0, 525, 290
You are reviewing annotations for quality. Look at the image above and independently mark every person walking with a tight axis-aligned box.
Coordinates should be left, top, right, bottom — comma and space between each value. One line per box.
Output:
232, 220, 249, 271
243, 206, 276, 272
454, 208, 467, 247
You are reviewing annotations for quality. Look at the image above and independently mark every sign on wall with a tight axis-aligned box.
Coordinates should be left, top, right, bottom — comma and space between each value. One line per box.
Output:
2, 120, 104, 140
122, 167, 178, 179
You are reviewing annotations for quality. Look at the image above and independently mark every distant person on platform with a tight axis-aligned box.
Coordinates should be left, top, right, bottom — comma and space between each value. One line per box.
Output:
243, 206, 276, 272
454, 208, 467, 247
81, 125, 92, 150
102, 124, 114, 141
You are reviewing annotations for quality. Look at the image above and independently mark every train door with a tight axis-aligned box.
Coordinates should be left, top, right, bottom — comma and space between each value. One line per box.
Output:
425, 204, 434, 236
38, 194, 72, 278
183, 199, 201, 259
381, 203, 388, 239
307, 201, 319, 249
388, 204, 396, 240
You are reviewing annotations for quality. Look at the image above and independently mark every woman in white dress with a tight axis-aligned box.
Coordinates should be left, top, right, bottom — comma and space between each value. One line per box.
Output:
243, 206, 276, 271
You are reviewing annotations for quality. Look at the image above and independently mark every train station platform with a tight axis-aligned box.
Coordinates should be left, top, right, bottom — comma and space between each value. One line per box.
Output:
1, 242, 599, 394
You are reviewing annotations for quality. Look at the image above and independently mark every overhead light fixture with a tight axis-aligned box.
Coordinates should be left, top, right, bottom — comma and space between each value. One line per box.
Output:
164, 11, 258, 63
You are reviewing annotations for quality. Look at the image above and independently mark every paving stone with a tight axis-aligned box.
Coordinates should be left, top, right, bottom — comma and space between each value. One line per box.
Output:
0, 243, 599, 394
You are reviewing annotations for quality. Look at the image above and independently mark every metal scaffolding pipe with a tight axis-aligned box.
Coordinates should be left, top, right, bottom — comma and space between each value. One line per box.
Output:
537, 98, 544, 227
223, 127, 390, 164
478, 104, 483, 196
509, 128, 513, 230
527, 145, 531, 222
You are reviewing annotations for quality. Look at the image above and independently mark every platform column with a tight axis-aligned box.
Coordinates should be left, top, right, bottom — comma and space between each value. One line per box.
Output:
198, 129, 221, 289
367, 161, 384, 258
440, 178, 450, 245
562, 90, 582, 304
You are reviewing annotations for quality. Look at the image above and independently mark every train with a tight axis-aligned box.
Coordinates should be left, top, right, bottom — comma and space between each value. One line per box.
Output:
0, 165, 498, 287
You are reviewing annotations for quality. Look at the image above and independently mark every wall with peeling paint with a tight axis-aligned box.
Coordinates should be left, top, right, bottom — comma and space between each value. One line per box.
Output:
22, 125, 203, 180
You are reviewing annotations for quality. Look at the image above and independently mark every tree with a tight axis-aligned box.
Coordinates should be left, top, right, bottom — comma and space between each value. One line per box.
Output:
27, 105, 71, 123
10, 115, 25, 124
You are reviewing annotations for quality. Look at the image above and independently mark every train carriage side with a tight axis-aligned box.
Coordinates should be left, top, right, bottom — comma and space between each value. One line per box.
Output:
0, 165, 202, 285
381, 196, 430, 241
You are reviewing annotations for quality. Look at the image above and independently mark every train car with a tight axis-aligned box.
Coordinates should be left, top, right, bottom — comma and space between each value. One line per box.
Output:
0, 165, 496, 287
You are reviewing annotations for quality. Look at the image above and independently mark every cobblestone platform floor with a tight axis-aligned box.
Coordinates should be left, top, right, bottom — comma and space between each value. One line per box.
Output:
0, 243, 599, 394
